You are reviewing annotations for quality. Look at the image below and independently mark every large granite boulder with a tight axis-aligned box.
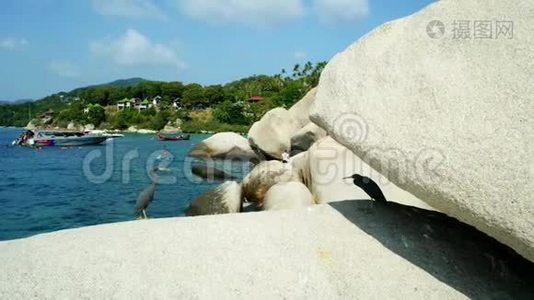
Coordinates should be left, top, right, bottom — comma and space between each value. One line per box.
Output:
311, 0, 534, 261
290, 122, 327, 155
248, 108, 298, 160
186, 181, 242, 216
241, 160, 298, 205
191, 163, 235, 181
288, 87, 317, 129
291, 137, 435, 210
189, 132, 257, 160
263, 182, 314, 211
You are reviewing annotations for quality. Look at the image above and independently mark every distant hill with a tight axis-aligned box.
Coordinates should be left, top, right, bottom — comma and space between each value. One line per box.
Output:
0, 99, 33, 105
105, 77, 148, 87
69, 77, 148, 94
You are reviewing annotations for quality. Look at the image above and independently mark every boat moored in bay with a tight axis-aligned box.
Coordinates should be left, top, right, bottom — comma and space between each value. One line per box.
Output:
157, 133, 190, 141
13, 130, 108, 147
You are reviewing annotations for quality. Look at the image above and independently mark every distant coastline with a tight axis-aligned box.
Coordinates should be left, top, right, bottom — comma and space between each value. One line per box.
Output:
0, 62, 326, 134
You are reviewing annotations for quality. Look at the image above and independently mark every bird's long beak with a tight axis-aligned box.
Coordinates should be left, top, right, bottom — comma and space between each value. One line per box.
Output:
343, 176, 352, 179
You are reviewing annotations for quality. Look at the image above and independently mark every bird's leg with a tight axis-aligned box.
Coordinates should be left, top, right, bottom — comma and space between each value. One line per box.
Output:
142, 210, 148, 219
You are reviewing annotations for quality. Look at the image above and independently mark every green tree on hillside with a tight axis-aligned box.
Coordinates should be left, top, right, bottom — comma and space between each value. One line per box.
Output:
182, 84, 205, 109
87, 104, 105, 126
0, 61, 329, 132
213, 100, 248, 125
161, 81, 184, 99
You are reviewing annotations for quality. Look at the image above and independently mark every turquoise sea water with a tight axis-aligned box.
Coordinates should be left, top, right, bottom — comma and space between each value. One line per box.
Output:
0, 128, 247, 241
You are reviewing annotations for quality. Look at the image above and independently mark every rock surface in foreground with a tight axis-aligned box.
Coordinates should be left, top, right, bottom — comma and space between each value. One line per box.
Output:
311, 0, 534, 261
1, 202, 534, 298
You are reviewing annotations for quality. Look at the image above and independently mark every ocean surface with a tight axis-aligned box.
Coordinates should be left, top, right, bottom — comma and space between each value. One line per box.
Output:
0, 128, 248, 241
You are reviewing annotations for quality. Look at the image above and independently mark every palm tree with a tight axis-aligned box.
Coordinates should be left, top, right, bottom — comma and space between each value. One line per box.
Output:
292, 64, 301, 78
303, 61, 313, 76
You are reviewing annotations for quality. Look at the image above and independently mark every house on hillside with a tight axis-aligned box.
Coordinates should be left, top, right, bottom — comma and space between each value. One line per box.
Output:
117, 98, 142, 110
128, 98, 139, 109
138, 99, 151, 111
172, 97, 182, 109
152, 95, 161, 107
248, 96, 264, 103
117, 98, 129, 110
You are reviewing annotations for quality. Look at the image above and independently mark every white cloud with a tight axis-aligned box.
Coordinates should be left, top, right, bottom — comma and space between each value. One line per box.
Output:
180, 0, 305, 27
48, 61, 80, 78
90, 29, 185, 70
314, 0, 369, 23
293, 51, 308, 61
0, 38, 28, 50
92, 0, 166, 19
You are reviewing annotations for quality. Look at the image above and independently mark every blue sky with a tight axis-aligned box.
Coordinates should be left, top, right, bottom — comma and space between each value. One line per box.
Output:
0, 0, 433, 100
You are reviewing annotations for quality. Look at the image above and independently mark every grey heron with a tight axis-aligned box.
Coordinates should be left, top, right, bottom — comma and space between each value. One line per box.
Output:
134, 169, 159, 219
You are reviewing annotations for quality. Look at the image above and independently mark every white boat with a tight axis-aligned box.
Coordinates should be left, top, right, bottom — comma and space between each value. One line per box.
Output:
13, 130, 108, 147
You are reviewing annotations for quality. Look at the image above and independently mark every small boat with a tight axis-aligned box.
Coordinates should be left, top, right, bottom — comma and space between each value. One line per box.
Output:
13, 130, 108, 147
158, 133, 190, 141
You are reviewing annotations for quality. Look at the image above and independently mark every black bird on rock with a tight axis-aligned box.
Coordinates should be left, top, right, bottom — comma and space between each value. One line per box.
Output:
343, 174, 387, 203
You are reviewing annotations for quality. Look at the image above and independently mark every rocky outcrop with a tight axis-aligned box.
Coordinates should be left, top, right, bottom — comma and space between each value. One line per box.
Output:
162, 118, 182, 133
40, 114, 54, 125
25, 121, 37, 130
311, 0, 533, 261
241, 160, 298, 205
84, 124, 95, 131
248, 108, 298, 160
126, 126, 138, 133
288, 87, 317, 129
67, 122, 77, 131
186, 181, 242, 216
189, 132, 257, 160
291, 137, 435, 210
191, 164, 235, 181
263, 182, 314, 211
290, 122, 327, 155
138, 129, 156, 134
247, 88, 320, 159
